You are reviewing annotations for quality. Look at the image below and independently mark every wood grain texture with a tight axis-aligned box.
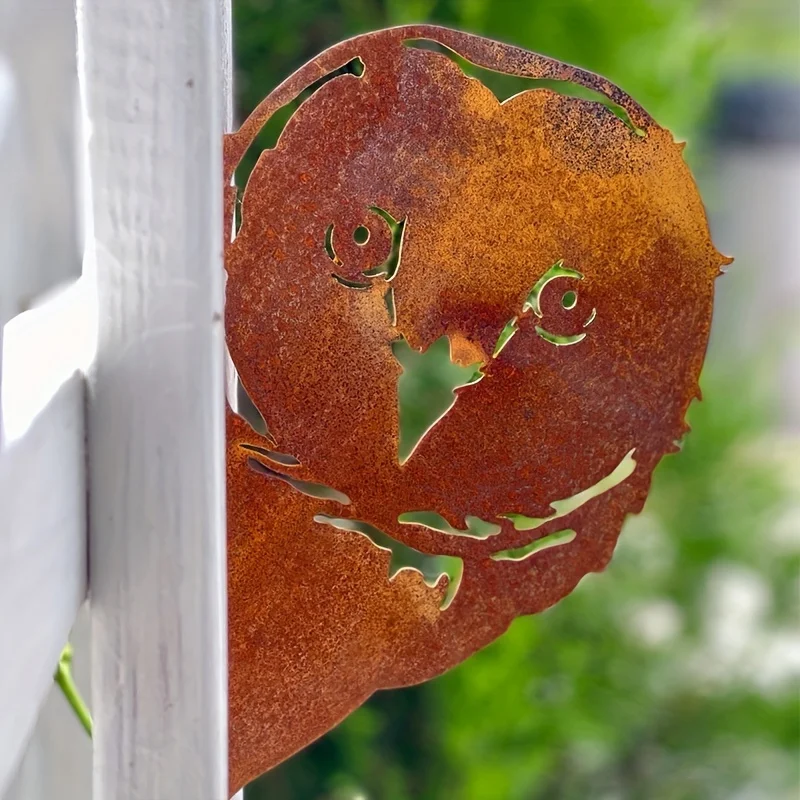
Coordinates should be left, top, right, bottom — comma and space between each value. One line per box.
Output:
219, 0, 234, 132
80, 0, 228, 796
0, 374, 87, 797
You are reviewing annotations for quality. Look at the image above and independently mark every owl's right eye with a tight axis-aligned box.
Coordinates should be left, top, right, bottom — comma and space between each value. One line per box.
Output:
491, 260, 597, 357
524, 260, 596, 347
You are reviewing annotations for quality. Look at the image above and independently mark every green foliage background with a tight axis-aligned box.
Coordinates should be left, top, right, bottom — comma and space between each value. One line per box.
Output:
235, 2, 800, 797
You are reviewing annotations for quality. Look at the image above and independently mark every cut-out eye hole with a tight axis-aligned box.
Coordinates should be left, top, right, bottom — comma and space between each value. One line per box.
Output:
535, 327, 586, 347
325, 206, 406, 288
324, 223, 342, 266
521, 260, 596, 347
332, 273, 371, 290
361, 206, 405, 281
524, 260, 583, 318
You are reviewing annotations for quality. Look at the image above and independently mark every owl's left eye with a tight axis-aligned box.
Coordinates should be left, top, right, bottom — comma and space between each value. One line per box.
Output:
325, 205, 405, 285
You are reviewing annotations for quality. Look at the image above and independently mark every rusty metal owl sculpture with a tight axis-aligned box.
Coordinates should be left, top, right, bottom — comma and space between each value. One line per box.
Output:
222, 25, 730, 792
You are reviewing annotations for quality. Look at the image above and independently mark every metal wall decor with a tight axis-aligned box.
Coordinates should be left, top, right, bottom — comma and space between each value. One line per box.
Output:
223, 25, 730, 791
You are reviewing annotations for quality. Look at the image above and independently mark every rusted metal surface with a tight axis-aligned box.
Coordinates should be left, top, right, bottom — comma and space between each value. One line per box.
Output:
224, 25, 729, 791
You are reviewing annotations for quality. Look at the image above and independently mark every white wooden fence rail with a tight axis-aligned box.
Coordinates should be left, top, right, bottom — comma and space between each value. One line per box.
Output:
1, 0, 234, 797
0, 0, 86, 795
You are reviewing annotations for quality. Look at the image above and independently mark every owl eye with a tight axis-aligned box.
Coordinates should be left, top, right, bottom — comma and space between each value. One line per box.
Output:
326, 206, 406, 326
493, 260, 596, 355
525, 260, 596, 347
524, 260, 583, 317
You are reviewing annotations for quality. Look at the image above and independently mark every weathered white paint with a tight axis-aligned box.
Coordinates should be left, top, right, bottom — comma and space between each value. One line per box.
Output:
0, 51, 19, 448
0, 373, 87, 797
220, 0, 234, 132
0, 53, 22, 345
80, 0, 228, 798
0, 1, 86, 795
2, 279, 96, 445
0, 0, 81, 325
1, 285, 93, 800
0, 0, 81, 447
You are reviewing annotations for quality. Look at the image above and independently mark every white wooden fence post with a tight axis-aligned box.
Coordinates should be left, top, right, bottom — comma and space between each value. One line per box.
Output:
220, 0, 234, 133
80, 0, 229, 797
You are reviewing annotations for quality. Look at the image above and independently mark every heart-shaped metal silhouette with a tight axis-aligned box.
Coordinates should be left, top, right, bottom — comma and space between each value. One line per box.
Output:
223, 25, 729, 792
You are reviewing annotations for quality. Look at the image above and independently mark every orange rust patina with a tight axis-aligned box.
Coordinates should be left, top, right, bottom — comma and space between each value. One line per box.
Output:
224, 25, 730, 792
